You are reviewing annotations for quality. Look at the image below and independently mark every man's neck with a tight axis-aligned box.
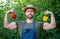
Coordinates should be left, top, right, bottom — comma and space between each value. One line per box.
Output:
26, 18, 33, 23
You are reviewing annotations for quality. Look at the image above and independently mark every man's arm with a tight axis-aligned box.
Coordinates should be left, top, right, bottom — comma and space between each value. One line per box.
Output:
43, 11, 56, 30
4, 10, 17, 30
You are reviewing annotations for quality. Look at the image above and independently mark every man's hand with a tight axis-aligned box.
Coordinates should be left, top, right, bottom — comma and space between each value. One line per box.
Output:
6, 9, 14, 14
45, 11, 53, 15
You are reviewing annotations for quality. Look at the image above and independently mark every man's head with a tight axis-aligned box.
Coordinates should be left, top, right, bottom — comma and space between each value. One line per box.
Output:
25, 8, 35, 19
22, 4, 38, 19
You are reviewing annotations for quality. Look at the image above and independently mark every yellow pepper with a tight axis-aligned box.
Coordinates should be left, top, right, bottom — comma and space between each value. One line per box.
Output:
43, 15, 48, 22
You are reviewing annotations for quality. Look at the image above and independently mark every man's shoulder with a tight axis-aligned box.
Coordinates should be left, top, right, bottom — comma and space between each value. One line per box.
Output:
16, 21, 24, 23
15, 21, 25, 26
36, 21, 43, 27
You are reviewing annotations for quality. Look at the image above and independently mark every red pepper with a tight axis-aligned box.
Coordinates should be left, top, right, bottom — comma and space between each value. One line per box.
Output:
11, 12, 16, 19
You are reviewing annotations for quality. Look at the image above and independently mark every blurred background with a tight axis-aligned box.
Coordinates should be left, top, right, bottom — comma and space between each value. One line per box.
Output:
0, 0, 60, 39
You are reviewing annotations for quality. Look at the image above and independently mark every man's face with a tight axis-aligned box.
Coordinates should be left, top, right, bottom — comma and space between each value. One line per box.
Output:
25, 8, 35, 19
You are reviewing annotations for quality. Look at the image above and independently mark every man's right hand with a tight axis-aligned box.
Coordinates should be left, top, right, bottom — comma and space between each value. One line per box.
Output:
6, 9, 14, 14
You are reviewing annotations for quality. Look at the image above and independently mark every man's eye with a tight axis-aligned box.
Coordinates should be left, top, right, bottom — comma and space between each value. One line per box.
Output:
31, 11, 33, 12
28, 11, 29, 12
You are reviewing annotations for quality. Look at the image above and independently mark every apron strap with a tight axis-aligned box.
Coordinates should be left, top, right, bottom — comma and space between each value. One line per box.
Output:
33, 21, 36, 30
22, 21, 26, 30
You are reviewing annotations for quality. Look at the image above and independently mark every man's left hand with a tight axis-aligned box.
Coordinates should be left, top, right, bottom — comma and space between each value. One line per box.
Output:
45, 11, 53, 15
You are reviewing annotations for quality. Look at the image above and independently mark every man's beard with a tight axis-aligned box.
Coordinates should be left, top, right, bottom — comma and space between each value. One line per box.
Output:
26, 15, 34, 19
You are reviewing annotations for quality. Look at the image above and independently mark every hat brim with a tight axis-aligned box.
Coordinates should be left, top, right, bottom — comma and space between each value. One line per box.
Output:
22, 7, 38, 13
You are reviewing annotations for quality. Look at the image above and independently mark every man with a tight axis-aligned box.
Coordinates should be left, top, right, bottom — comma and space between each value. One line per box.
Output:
4, 4, 56, 39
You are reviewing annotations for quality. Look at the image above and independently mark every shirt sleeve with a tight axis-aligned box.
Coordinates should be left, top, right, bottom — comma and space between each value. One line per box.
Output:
15, 21, 23, 37
38, 22, 43, 29
36, 22, 43, 38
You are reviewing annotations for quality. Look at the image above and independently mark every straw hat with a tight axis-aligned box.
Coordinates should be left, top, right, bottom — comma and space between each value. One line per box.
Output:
22, 4, 38, 13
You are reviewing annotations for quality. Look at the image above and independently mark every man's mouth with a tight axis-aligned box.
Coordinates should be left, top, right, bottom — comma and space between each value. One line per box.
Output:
27, 15, 34, 19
